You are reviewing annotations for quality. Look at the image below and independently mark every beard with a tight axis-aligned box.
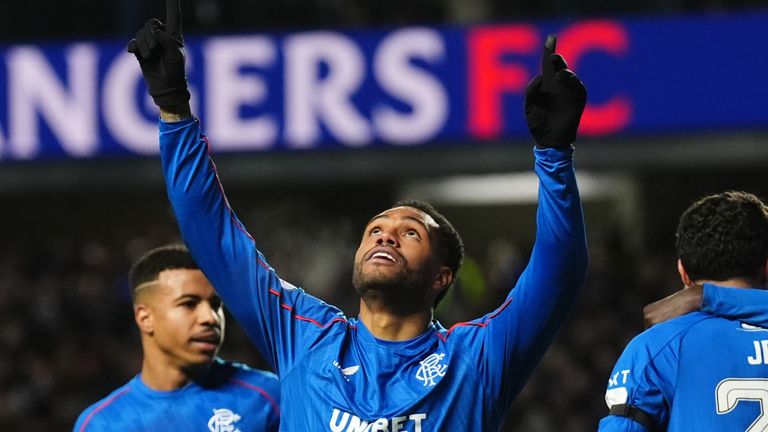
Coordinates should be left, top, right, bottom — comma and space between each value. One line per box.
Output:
352, 261, 433, 314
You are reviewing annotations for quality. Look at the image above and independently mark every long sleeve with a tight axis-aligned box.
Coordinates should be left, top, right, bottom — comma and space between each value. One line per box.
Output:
159, 118, 347, 376
446, 146, 588, 410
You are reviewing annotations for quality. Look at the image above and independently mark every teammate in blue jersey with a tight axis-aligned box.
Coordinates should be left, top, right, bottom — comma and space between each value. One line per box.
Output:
127, 0, 589, 430
599, 191, 768, 432
74, 245, 280, 432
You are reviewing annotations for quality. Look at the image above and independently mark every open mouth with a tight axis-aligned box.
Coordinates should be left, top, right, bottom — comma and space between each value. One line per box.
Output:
366, 247, 401, 264
370, 251, 397, 263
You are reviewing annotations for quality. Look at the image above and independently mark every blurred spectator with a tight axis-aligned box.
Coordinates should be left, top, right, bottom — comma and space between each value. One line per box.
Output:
0, 0, 765, 41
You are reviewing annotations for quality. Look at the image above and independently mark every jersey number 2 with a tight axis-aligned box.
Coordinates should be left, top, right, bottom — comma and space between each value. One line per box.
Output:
716, 378, 768, 432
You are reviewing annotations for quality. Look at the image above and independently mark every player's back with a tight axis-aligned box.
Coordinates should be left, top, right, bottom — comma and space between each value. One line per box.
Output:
668, 315, 768, 431
600, 312, 768, 431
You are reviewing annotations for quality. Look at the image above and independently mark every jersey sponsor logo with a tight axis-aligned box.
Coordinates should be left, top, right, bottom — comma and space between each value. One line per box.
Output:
207, 408, 242, 432
416, 353, 447, 387
280, 279, 299, 291
342, 365, 360, 377
608, 369, 630, 387
329, 408, 427, 432
333, 361, 360, 382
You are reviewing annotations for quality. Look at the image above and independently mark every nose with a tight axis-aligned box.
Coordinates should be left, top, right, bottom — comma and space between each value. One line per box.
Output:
376, 229, 399, 247
199, 302, 222, 326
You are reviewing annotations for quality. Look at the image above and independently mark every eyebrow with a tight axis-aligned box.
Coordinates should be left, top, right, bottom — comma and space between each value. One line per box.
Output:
175, 293, 222, 304
367, 214, 431, 232
174, 294, 201, 302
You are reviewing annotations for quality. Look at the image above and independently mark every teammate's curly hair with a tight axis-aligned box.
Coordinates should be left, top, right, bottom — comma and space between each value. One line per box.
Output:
676, 191, 768, 282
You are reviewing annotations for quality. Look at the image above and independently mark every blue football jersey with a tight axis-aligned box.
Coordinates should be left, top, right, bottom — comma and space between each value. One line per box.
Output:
599, 309, 768, 431
74, 358, 280, 431
702, 283, 768, 327
159, 118, 588, 431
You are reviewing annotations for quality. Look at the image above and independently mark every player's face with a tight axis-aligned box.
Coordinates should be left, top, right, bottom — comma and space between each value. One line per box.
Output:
143, 269, 224, 368
353, 206, 443, 304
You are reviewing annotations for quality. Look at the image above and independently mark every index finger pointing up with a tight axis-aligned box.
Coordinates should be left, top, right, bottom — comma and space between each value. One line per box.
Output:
165, 0, 182, 39
541, 34, 557, 92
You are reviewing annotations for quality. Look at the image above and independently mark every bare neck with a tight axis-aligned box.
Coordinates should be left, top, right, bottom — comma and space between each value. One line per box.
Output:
139, 340, 201, 391
694, 278, 755, 289
358, 299, 433, 341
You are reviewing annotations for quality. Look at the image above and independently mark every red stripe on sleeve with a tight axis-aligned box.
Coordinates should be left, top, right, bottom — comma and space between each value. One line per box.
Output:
230, 379, 281, 418
78, 387, 131, 432
438, 297, 514, 341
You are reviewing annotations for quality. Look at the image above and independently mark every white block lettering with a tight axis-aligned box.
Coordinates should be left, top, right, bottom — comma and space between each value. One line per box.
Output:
328, 409, 428, 432
410, 413, 427, 432
749, 341, 762, 365
608, 371, 619, 387
8, 44, 98, 159
620, 369, 630, 384
369, 418, 388, 432
748, 340, 768, 365
330, 408, 350, 432
102, 52, 159, 154
373, 28, 447, 145
205, 36, 277, 150
284, 32, 370, 148
391, 416, 407, 432
345, 415, 369, 432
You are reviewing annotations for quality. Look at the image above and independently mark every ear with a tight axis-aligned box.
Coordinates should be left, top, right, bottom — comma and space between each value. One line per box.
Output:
432, 266, 454, 292
135, 303, 154, 336
677, 259, 693, 287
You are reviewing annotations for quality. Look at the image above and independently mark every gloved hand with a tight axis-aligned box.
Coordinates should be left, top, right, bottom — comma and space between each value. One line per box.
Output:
524, 34, 587, 148
127, 0, 190, 109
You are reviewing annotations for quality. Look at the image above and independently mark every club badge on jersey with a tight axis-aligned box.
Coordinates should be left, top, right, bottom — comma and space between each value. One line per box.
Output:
207, 408, 242, 432
416, 353, 448, 387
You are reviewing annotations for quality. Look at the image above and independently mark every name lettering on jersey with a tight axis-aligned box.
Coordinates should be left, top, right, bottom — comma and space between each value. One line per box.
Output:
207, 408, 242, 432
415, 353, 447, 387
329, 408, 427, 432
608, 369, 630, 387
748, 340, 768, 365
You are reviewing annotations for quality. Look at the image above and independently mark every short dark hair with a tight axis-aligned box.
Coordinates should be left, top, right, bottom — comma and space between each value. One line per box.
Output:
128, 244, 199, 301
392, 200, 465, 307
676, 191, 768, 282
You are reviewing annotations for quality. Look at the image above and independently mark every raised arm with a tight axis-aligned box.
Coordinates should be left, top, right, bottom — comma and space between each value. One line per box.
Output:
128, 0, 344, 375
449, 35, 588, 408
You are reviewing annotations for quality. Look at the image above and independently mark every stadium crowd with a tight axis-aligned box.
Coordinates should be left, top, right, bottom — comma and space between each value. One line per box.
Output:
0, 0, 764, 41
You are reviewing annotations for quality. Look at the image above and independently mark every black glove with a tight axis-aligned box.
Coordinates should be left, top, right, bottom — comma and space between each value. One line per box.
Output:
127, 0, 190, 109
524, 34, 587, 148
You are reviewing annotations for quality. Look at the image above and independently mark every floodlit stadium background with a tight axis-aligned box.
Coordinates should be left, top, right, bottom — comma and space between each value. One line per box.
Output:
0, 1, 766, 430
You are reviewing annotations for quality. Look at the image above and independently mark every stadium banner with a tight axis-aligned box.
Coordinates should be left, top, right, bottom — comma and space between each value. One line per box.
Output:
0, 12, 765, 161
